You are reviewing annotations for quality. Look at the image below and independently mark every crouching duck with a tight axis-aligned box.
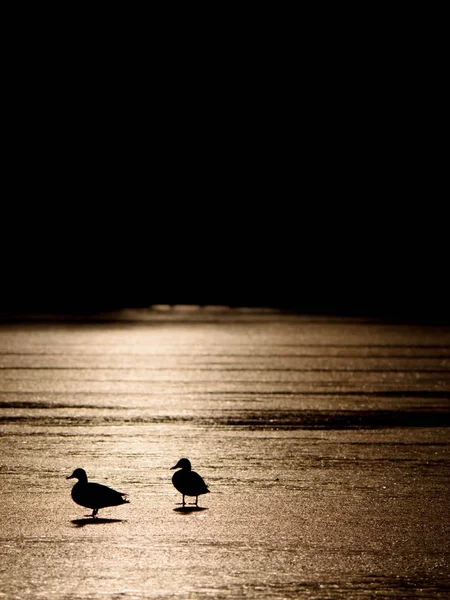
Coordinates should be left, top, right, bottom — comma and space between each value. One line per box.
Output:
67, 468, 129, 518
171, 458, 210, 506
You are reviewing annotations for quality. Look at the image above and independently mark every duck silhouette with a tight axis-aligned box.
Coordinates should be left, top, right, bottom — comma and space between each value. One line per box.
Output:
170, 458, 210, 506
67, 468, 129, 518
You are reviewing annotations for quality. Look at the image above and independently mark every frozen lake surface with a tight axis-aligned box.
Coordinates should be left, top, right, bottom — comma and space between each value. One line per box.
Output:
0, 307, 449, 599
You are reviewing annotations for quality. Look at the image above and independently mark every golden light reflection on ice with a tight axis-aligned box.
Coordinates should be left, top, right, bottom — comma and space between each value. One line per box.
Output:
0, 313, 449, 598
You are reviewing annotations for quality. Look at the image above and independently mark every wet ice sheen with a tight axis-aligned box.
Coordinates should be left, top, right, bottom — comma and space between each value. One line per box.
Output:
0, 309, 449, 599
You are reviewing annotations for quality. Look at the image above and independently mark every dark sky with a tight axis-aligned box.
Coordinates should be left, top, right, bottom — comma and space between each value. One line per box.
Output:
2, 202, 448, 322
2, 40, 445, 321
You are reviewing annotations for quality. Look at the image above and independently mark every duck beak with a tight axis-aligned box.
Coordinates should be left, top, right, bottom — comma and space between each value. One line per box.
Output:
66, 474, 74, 479
170, 464, 177, 470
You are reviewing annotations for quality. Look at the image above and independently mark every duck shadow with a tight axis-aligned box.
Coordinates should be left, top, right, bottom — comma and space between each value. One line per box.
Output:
71, 518, 126, 527
173, 506, 208, 513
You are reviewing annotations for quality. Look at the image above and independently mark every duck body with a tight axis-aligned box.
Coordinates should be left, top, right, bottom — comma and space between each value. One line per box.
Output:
67, 468, 129, 518
171, 458, 209, 506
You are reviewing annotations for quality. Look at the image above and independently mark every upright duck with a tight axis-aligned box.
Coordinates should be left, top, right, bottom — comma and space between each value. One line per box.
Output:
67, 468, 129, 518
171, 458, 210, 506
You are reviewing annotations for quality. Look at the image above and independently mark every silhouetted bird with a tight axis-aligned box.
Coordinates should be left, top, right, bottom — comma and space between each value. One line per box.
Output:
170, 458, 210, 506
67, 468, 129, 518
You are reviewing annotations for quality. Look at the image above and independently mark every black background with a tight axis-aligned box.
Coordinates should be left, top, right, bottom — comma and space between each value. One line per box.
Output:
2, 18, 447, 322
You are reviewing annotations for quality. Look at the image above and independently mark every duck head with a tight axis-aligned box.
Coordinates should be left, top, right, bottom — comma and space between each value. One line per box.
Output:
171, 458, 192, 471
67, 468, 88, 482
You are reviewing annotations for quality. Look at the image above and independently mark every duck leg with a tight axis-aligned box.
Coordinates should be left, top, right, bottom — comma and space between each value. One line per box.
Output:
182, 494, 186, 507
92, 508, 99, 519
